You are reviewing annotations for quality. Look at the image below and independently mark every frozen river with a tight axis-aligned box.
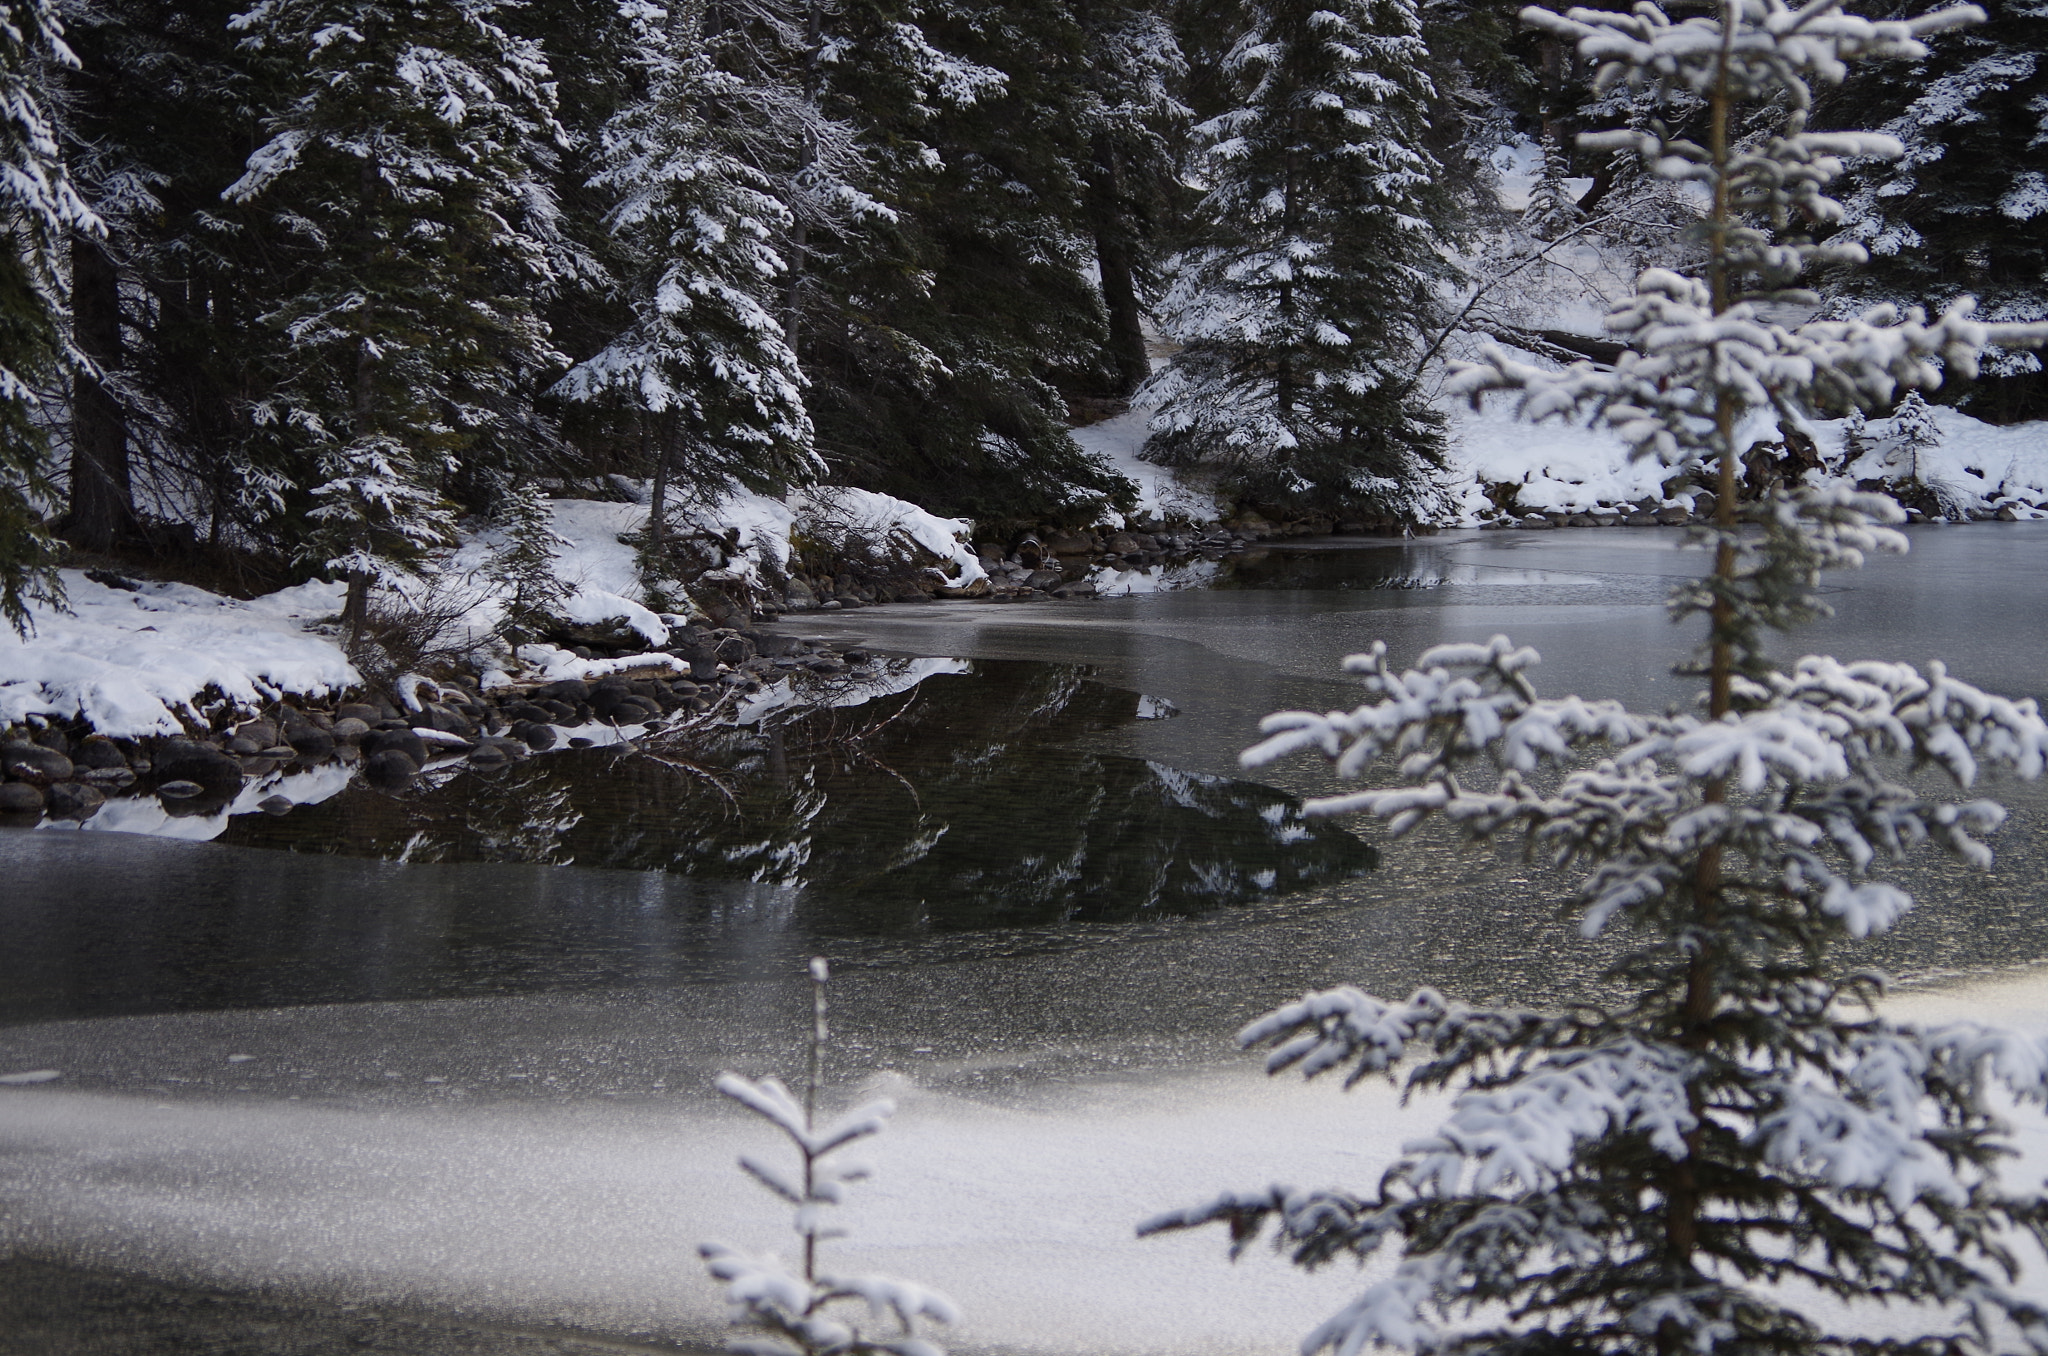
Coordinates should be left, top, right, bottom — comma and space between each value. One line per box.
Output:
3, 524, 2047, 1353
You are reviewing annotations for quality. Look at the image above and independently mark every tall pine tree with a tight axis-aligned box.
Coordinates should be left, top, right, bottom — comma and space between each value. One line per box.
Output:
1824, 0, 2048, 422
224, 0, 572, 635
1150, 2, 2048, 1354
553, 0, 817, 559
1141, 0, 1458, 519
0, 0, 97, 633
1077, 0, 1188, 395
789, 0, 1130, 523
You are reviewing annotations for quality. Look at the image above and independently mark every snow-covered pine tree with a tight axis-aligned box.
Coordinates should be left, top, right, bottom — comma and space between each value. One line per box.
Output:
1521, 132, 1581, 239
1839, 403, 1871, 464
1140, 0, 1459, 520
224, 0, 573, 637
1144, 3, 2048, 1353
687, 0, 898, 367
702, 958, 957, 1356
1869, 388, 1973, 519
788, 0, 1131, 523
1887, 388, 1941, 463
1825, 0, 2048, 423
0, 0, 97, 634
553, 0, 816, 568
478, 480, 568, 643
1076, 0, 1188, 394
743, 0, 1010, 514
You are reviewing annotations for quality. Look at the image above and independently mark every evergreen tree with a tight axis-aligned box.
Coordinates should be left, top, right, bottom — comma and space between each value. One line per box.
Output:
1825, 0, 2048, 422
1147, 3, 2048, 1354
223, 0, 573, 636
1076, 0, 1188, 394
1521, 131, 1581, 239
691, 0, 898, 366
0, 0, 97, 634
553, 0, 816, 564
794, 0, 1131, 523
702, 958, 958, 1356
479, 480, 568, 641
1140, 0, 1458, 519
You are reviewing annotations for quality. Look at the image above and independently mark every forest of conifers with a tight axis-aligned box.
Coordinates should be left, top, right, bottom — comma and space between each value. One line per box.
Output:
0, 0, 2041, 631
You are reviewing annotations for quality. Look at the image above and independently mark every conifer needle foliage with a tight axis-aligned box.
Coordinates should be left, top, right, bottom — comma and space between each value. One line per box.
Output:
703, 958, 957, 1356
1144, 3, 2048, 1353
0, 0, 98, 635
1140, 0, 1459, 519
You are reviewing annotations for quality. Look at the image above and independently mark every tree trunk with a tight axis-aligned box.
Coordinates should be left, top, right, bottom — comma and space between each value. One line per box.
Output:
781, 0, 823, 359
68, 232, 136, 550
340, 569, 371, 642
1275, 120, 1299, 438
647, 415, 670, 558
1088, 135, 1149, 395
1665, 10, 1741, 1306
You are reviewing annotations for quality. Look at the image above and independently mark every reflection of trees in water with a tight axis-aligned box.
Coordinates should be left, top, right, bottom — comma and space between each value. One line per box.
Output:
222, 662, 1375, 932
1208, 547, 1445, 592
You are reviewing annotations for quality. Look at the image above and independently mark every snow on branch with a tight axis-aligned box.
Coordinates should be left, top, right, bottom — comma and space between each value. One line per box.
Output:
706, 963, 952, 1356
1402, 1042, 1697, 1196
1241, 987, 1456, 1081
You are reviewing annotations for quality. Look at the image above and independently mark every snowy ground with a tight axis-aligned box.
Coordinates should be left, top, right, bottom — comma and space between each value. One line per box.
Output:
1071, 408, 1224, 525
0, 573, 358, 737
1449, 394, 2048, 520
0, 485, 988, 746
7, 403, 2046, 746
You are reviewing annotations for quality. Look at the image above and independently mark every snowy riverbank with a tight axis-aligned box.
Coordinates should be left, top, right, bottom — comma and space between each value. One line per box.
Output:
4, 400, 2045, 764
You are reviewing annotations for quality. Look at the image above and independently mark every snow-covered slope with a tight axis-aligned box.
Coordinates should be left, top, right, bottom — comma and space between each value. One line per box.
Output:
0, 575, 358, 737
1070, 409, 1222, 524
1446, 395, 2048, 522
0, 486, 990, 737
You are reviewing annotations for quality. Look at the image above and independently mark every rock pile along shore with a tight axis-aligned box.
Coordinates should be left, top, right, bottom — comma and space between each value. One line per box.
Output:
775, 509, 1419, 610
0, 624, 878, 830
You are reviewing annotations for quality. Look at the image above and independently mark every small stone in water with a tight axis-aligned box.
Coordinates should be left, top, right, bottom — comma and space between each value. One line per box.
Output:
157, 779, 204, 799
363, 749, 419, 790
46, 782, 106, 819
257, 795, 294, 816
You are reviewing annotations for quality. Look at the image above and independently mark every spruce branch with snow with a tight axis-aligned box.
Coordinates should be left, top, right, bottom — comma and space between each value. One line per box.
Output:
0, 0, 99, 635
703, 957, 957, 1356
1147, 3, 2048, 1354
224, 0, 573, 637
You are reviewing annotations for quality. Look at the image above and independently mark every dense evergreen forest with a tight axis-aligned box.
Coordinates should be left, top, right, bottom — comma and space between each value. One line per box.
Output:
0, 0, 2041, 632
